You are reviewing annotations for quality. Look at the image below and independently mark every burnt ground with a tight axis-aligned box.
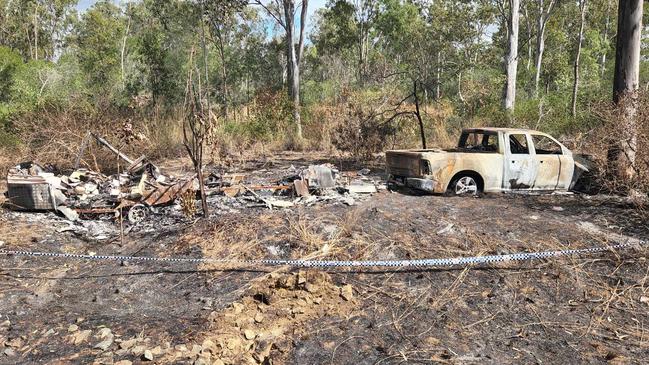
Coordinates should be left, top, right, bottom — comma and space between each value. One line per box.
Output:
1, 152, 649, 365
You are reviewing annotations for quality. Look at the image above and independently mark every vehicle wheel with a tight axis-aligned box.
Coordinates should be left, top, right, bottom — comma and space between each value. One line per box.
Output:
127, 204, 148, 224
451, 175, 480, 196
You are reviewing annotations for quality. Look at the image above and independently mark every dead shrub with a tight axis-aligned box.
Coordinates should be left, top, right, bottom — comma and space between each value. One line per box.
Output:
6, 105, 185, 174
327, 92, 399, 160
325, 92, 456, 160
581, 94, 649, 196
333, 110, 397, 160
179, 188, 197, 217
304, 103, 339, 152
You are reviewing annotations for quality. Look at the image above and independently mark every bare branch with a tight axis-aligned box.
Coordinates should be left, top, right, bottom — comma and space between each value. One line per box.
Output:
249, 0, 286, 29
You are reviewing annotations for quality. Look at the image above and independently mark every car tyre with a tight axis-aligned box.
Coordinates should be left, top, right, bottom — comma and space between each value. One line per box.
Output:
449, 175, 480, 196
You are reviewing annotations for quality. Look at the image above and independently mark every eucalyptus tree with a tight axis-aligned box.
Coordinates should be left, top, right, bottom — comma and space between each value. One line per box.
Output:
252, 0, 309, 140
133, 0, 197, 105
500, 0, 520, 112
570, 0, 586, 116
74, 0, 125, 96
0, 0, 76, 61
611, 0, 643, 179
531, 0, 559, 97
204, 0, 247, 119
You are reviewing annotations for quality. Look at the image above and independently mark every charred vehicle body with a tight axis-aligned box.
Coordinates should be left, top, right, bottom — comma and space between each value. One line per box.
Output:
386, 128, 589, 195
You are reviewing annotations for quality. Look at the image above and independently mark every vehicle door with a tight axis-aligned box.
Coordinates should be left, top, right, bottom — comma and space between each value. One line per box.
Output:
530, 134, 563, 190
503, 132, 537, 189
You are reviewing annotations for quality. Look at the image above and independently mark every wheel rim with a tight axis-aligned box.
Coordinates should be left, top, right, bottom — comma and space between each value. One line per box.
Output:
455, 176, 478, 195
127, 205, 147, 224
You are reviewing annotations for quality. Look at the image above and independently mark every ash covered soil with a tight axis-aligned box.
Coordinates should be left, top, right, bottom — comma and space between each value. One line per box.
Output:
1, 152, 649, 365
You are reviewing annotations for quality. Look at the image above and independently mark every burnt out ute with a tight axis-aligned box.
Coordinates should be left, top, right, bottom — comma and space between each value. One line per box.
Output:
386, 128, 589, 195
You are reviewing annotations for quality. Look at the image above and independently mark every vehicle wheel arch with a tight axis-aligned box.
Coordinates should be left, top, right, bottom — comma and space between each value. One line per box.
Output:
446, 170, 485, 194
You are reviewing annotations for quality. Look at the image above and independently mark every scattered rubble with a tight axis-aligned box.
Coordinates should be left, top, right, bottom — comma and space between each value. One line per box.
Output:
4, 136, 383, 228
142, 349, 154, 361
69, 330, 92, 345
5, 156, 195, 225
204, 163, 383, 213
340, 284, 354, 301
1, 151, 648, 365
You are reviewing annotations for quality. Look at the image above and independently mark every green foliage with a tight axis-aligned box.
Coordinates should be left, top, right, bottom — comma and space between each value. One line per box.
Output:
0, 46, 21, 102
0, 0, 644, 157
0, 0, 77, 61
137, 25, 183, 103
9, 60, 55, 107
75, 0, 125, 95
312, 0, 357, 57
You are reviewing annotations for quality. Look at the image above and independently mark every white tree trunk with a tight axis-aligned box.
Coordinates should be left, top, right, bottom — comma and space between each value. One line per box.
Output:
121, 15, 131, 90
436, 50, 442, 100
503, 0, 520, 111
524, 6, 533, 71
533, 21, 545, 97
458, 71, 465, 103
533, 0, 556, 97
601, 0, 611, 78
283, 0, 307, 140
571, 0, 587, 117
33, 3, 38, 60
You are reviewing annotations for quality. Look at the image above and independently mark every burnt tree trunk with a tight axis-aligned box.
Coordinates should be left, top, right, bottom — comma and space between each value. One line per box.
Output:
197, 10, 210, 218
610, 0, 643, 180
413, 80, 426, 149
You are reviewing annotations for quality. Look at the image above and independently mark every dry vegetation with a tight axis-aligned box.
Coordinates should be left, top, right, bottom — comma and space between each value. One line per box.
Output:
4, 91, 648, 202
1, 107, 186, 176
585, 96, 649, 195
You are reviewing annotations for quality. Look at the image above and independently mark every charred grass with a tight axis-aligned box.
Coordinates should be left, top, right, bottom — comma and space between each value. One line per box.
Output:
1, 160, 649, 364
163, 192, 649, 364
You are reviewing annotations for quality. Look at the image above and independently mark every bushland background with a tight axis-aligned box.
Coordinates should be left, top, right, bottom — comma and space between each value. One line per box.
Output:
0, 0, 647, 193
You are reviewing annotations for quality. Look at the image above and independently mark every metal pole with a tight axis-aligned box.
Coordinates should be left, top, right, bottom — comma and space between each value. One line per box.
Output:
91, 133, 134, 165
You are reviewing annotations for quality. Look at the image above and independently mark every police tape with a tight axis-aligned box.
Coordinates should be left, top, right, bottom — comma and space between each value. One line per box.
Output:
0, 238, 644, 269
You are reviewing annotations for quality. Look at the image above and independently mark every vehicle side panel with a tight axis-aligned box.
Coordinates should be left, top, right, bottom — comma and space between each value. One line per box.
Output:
557, 154, 575, 190
531, 133, 575, 191
421, 152, 505, 193
533, 155, 561, 190
503, 133, 538, 189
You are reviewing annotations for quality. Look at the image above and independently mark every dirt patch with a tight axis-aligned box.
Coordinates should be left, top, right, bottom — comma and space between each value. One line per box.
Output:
164, 271, 358, 364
